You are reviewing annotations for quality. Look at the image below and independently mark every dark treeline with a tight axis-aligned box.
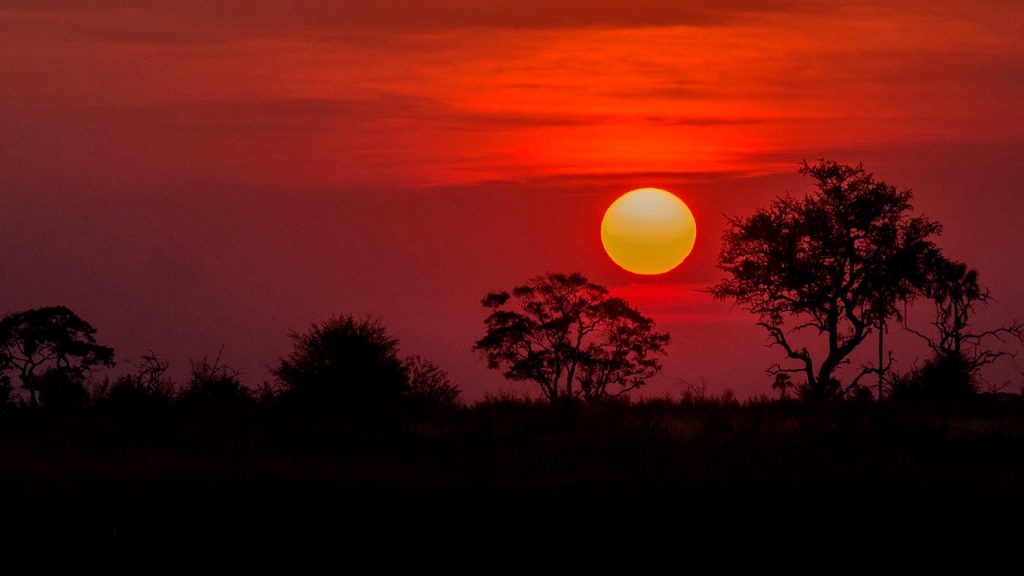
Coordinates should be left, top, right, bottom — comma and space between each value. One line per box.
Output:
1, 304, 1024, 567
0, 309, 462, 415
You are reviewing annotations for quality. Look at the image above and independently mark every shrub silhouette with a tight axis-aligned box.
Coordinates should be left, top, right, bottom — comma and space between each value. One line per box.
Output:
95, 352, 175, 425
404, 354, 460, 407
889, 353, 975, 402
180, 354, 251, 408
274, 315, 409, 406
36, 368, 89, 412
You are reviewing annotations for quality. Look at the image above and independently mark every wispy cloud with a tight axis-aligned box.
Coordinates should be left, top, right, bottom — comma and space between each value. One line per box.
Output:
3, 0, 1023, 188
2, 1, 794, 42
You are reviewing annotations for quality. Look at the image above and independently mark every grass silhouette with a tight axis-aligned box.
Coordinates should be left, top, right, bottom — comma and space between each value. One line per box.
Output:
1, 393, 1022, 568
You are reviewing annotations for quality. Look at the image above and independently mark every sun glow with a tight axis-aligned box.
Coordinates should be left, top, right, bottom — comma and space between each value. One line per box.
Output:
601, 188, 696, 275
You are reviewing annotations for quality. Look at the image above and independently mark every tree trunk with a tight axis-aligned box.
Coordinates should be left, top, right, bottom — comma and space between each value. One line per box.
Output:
549, 365, 563, 402
564, 368, 573, 400
808, 306, 840, 400
952, 298, 961, 356
546, 375, 559, 402
878, 319, 885, 401
816, 352, 845, 400
564, 329, 586, 401
815, 363, 835, 400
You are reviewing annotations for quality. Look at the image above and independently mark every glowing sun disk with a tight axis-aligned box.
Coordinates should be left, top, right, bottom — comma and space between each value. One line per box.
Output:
601, 188, 696, 275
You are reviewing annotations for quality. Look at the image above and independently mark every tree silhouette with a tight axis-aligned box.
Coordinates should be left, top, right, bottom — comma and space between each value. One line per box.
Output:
0, 306, 115, 405
772, 373, 793, 401
904, 258, 1023, 392
475, 272, 670, 402
274, 315, 409, 406
712, 160, 941, 400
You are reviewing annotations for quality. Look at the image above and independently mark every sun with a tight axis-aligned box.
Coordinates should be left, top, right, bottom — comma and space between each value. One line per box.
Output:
601, 188, 697, 275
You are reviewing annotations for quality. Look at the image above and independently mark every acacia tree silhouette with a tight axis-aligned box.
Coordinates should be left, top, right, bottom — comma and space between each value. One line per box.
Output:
712, 160, 942, 400
475, 272, 670, 402
0, 306, 115, 405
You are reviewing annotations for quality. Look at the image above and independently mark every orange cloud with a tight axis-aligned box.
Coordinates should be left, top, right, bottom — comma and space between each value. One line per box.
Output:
2, 1, 1022, 189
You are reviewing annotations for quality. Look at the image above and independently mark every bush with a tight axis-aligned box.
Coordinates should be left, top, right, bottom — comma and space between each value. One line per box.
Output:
890, 353, 976, 401
94, 353, 175, 424
36, 369, 89, 412
179, 355, 251, 408
404, 355, 460, 407
274, 315, 409, 406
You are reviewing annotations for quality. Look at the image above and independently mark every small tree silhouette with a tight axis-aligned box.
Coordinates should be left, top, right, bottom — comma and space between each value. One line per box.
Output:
475, 272, 670, 402
712, 160, 942, 400
0, 306, 115, 405
903, 258, 1024, 394
771, 373, 793, 401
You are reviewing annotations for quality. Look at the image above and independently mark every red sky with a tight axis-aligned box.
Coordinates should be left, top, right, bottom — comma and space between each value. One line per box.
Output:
3, 1, 1024, 398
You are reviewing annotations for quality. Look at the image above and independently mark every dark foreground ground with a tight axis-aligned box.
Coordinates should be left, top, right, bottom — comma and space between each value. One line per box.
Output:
2, 398, 1023, 570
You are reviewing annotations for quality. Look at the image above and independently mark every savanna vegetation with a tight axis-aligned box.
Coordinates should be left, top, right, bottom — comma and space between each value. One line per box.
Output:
1, 161, 1022, 567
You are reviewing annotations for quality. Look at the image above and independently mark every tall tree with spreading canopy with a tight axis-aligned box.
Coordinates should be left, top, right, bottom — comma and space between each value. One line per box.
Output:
712, 160, 942, 400
0, 306, 115, 405
475, 272, 670, 402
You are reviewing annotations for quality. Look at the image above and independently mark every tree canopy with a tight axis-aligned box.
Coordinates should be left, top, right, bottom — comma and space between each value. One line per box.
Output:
0, 306, 115, 405
475, 272, 670, 402
712, 160, 942, 400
